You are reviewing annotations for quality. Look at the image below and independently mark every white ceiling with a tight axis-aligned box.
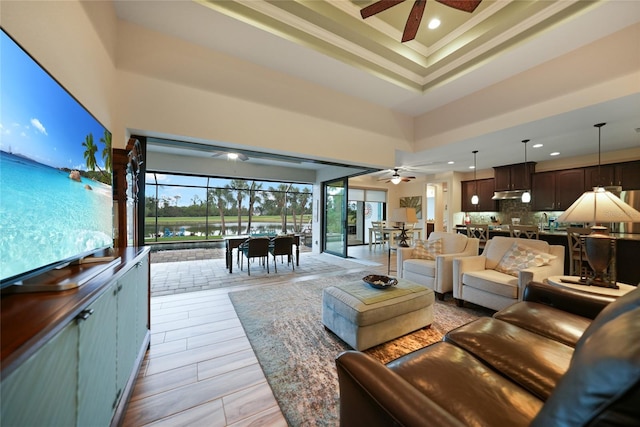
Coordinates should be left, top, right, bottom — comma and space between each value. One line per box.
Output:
116, 0, 640, 176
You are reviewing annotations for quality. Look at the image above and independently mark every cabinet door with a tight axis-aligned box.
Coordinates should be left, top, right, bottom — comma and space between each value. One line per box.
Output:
616, 161, 640, 189
532, 172, 556, 210
555, 169, 585, 210
461, 180, 476, 212
493, 166, 511, 191
78, 284, 118, 427
584, 164, 615, 189
477, 178, 497, 211
1, 321, 78, 426
117, 269, 139, 398
135, 257, 150, 349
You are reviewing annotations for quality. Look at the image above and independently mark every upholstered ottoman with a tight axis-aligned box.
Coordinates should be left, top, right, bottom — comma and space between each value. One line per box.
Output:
322, 279, 434, 351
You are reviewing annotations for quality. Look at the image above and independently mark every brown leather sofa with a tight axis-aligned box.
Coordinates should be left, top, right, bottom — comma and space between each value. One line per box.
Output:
336, 281, 640, 426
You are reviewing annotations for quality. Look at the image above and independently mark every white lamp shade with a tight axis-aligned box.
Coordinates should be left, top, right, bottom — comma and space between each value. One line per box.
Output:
391, 176, 402, 185
521, 191, 531, 203
471, 194, 479, 205
557, 187, 640, 224
390, 207, 418, 223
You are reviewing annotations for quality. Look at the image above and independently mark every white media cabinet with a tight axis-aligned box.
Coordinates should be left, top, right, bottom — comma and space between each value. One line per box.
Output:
1, 247, 150, 426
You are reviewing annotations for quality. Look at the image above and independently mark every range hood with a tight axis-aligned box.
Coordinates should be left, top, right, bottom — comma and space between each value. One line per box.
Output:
492, 190, 531, 200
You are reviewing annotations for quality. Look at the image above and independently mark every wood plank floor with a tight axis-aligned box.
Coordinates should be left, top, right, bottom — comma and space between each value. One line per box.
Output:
122, 245, 390, 426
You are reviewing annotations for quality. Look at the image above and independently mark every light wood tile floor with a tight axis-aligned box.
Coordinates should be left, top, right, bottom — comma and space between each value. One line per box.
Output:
123, 246, 390, 426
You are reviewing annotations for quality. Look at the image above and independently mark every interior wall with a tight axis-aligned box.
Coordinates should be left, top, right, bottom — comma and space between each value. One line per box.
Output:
413, 22, 640, 153
115, 20, 414, 168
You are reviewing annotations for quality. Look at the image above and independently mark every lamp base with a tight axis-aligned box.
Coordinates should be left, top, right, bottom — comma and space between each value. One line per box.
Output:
583, 229, 618, 289
396, 229, 410, 247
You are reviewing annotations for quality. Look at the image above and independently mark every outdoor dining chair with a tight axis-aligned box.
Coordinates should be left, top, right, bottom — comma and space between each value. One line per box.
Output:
269, 235, 295, 273
239, 237, 270, 275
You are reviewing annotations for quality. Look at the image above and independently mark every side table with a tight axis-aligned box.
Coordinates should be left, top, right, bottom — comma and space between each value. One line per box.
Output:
545, 275, 635, 297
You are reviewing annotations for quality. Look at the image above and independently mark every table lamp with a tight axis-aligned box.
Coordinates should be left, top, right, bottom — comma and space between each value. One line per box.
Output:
557, 187, 640, 288
390, 207, 418, 247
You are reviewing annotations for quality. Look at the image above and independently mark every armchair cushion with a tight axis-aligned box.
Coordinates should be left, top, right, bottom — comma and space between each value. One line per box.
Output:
483, 237, 550, 270
494, 242, 557, 277
411, 238, 442, 260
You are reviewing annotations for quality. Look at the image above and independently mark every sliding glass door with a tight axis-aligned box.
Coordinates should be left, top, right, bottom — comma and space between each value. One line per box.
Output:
323, 178, 348, 257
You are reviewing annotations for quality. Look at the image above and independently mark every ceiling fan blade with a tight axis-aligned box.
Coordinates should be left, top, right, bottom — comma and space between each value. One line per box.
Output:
435, 0, 482, 13
402, 0, 426, 42
360, 0, 406, 19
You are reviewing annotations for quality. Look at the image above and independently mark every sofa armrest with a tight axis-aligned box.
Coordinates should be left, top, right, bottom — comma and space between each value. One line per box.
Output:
336, 351, 464, 427
396, 246, 414, 278
522, 281, 615, 319
453, 255, 487, 299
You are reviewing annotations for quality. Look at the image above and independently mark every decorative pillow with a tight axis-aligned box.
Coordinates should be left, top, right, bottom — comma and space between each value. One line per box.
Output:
411, 238, 442, 260
494, 242, 556, 277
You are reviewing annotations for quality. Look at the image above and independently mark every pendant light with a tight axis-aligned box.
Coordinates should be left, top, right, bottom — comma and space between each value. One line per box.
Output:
471, 150, 479, 205
521, 139, 531, 203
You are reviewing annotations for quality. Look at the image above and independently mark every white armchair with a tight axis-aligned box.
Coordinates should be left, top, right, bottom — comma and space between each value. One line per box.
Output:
453, 236, 565, 311
397, 231, 479, 300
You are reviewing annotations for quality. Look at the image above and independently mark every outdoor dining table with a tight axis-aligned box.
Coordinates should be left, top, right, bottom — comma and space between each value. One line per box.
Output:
224, 235, 301, 273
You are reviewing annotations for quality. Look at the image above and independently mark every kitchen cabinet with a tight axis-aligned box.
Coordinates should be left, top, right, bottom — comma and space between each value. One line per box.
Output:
0, 248, 150, 427
615, 161, 640, 190
462, 178, 497, 212
493, 163, 535, 191
532, 169, 584, 210
584, 164, 616, 189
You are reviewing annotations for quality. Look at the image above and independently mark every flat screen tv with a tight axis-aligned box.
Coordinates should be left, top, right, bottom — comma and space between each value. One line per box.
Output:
0, 29, 114, 288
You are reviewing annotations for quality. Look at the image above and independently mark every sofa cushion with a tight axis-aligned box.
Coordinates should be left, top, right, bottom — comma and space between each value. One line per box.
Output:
411, 238, 442, 260
428, 231, 468, 254
531, 306, 640, 426
494, 242, 557, 277
575, 286, 640, 353
403, 258, 436, 277
462, 270, 519, 299
494, 301, 591, 347
444, 317, 573, 400
484, 237, 550, 270
388, 341, 543, 426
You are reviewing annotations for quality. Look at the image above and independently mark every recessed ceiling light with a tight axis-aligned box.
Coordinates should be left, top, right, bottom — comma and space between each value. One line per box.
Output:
550, 152, 560, 156
448, 161, 454, 164
533, 143, 543, 148
469, 165, 475, 169
428, 18, 440, 30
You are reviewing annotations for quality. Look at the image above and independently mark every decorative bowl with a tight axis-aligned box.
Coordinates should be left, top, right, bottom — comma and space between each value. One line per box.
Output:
363, 274, 398, 289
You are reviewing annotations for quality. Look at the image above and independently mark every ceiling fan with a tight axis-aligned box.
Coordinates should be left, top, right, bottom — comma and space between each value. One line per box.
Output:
360, 0, 483, 42
211, 151, 249, 161
378, 168, 416, 184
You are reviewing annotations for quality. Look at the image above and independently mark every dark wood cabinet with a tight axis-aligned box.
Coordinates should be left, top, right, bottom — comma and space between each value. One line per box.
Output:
615, 161, 640, 189
555, 169, 584, 209
584, 164, 616, 190
493, 163, 535, 191
462, 178, 497, 212
532, 169, 584, 210
531, 172, 555, 210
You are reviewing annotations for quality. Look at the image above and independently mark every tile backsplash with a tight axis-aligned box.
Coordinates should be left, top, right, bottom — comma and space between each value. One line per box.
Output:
464, 199, 564, 228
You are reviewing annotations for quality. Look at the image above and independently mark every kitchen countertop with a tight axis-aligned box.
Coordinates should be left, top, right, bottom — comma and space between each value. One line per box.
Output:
454, 225, 640, 241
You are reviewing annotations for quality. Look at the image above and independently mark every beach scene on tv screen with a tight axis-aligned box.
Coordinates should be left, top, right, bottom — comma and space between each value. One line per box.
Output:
0, 31, 113, 283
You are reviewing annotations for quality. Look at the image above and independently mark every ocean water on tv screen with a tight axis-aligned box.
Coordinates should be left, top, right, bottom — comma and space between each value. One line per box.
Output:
0, 152, 113, 282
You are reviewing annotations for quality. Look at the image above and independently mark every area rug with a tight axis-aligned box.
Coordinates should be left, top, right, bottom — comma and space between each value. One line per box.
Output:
229, 273, 494, 426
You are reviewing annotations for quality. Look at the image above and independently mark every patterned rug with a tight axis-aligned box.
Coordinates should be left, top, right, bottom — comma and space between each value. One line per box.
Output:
229, 273, 494, 426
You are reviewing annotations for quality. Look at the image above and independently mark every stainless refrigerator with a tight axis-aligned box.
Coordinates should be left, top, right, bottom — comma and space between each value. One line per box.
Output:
618, 190, 640, 234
